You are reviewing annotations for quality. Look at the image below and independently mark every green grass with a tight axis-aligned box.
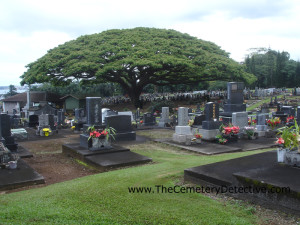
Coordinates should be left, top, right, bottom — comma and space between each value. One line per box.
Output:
0, 141, 273, 224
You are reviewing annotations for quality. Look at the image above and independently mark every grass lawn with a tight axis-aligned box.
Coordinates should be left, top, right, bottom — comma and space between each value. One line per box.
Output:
0, 132, 275, 224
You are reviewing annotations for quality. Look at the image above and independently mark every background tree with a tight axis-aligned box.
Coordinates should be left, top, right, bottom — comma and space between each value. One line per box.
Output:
244, 48, 300, 88
4, 85, 18, 98
21, 27, 256, 108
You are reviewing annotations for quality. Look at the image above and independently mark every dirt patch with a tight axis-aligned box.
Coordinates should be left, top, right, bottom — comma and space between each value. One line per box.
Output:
5, 130, 100, 193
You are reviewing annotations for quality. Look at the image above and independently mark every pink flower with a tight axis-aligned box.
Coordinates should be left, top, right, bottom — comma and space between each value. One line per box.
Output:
276, 137, 284, 145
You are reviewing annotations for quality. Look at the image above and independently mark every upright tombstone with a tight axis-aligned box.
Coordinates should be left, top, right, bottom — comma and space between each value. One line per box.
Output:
297, 106, 300, 124
172, 107, 193, 144
158, 107, 170, 127
28, 115, 39, 127
232, 112, 248, 131
80, 97, 103, 149
197, 103, 221, 140
0, 114, 18, 151
106, 115, 136, 141
202, 102, 221, 130
143, 113, 156, 126
221, 82, 246, 117
281, 106, 295, 117
57, 110, 65, 126
36, 114, 55, 136
256, 113, 269, 136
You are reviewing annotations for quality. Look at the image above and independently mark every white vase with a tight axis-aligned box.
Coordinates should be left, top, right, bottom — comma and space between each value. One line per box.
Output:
277, 148, 287, 163
8, 161, 17, 169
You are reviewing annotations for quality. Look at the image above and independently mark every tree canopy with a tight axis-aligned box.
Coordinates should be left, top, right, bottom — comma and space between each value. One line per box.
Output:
21, 27, 256, 107
244, 47, 300, 88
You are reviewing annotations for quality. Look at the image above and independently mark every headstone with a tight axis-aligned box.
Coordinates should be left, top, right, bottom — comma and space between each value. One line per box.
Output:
221, 82, 246, 117
195, 103, 201, 113
173, 107, 193, 144
75, 108, 85, 122
297, 106, 300, 123
202, 102, 221, 130
281, 106, 295, 117
118, 111, 134, 121
80, 97, 104, 149
177, 107, 189, 126
193, 115, 205, 126
0, 114, 18, 151
232, 112, 248, 131
86, 97, 102, 126
36, 114, 55, 136
158, 107, 170, 127
143, 113, 156, 126
57, 110, 65, 126
256, 113, 269, 132
106, 115, 136, 141
28, 115, 39, 127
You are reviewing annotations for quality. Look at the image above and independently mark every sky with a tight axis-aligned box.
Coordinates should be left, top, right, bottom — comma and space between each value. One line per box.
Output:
1, 0, 300, 86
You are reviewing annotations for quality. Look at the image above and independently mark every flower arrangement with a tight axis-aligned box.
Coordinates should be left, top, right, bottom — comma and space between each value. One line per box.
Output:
188, 119, 194, 126
42, 128, 51, 137
244, 126, 255, 137
248, 118, 256, 125
215, 134, 228, 145
286, 116, 294, 123
87, 125, 116, 141
140, 120, 143, 124
267, 117, 281, 130
194, 133, 202, 139
276, 119, 300, 150
222, 125, 240, 136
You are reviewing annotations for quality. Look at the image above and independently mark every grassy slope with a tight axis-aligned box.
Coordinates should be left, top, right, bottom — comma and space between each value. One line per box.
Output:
0, 136, 272, 224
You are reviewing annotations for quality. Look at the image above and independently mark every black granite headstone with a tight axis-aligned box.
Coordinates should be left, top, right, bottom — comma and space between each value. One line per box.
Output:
143, 113, 156, 126
193, 115, 205, 126
86, 97, 102, 126
106, 115, 136, 141
202, 102, 221, 130
28, 115, 39, 127
0, 114, 18, 151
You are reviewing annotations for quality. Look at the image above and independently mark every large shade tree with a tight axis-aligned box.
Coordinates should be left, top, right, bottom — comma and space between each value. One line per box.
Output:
21, 27, 256, 107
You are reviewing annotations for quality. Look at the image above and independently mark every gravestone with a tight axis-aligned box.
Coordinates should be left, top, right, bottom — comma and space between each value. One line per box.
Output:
281, 106, 295, 117
195, 103, 201, 114
28, 115, 39, 127
57, 110, 65, 126
118, 111, 134, 121
0, 114, 18, 151
197, 103, 221, 140
232, 112, 248, 131
103, 110, 118, 125
80, 97, 104, 149
178, 107, 189, 126
173, 107, 193, 144
221, 82, 246, 117
297, 106, 300, 123
106, 115, 136, 141
193, 115, 205, 126
75, 108, 85, 122
256, 113, 269, 136
202, 102, 221, 130
158, 107, 170, 127
36, 114, 55, 136
143, 113, 156, 126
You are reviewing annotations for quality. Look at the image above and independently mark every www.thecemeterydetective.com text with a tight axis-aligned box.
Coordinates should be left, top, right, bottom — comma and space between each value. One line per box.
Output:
128, 185, 290, 195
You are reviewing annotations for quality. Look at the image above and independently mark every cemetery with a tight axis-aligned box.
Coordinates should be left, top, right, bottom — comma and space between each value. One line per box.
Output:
1, 82, 300, 224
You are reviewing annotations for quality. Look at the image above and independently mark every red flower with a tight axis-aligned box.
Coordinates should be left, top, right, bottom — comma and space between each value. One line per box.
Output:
224, 127, 232, 135
140, 120, 143, 124
276, 137, 284, 145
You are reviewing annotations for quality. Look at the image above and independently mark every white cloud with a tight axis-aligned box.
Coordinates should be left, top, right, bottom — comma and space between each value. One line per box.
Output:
0, 0, 300, 85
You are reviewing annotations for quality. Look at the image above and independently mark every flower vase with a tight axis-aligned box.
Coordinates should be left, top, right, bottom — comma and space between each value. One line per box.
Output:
90, 137, 112, 150
196, 139, 201, 144
277, 148, 287, 163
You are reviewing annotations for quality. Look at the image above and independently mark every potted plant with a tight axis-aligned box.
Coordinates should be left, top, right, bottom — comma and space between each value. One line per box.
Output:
87, 125, 116, 150
215, 134, 228, 145
244, 126, 256, 140
219, 124, 240, 143
194, 133, 202, 144
276, 120, 300, 163
42, 128, 52, 136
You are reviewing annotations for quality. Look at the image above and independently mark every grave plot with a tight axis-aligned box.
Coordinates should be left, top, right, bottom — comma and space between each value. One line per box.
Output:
184, 151, 300, 213
63, 97, 152, 170
0, 114, 44, 190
